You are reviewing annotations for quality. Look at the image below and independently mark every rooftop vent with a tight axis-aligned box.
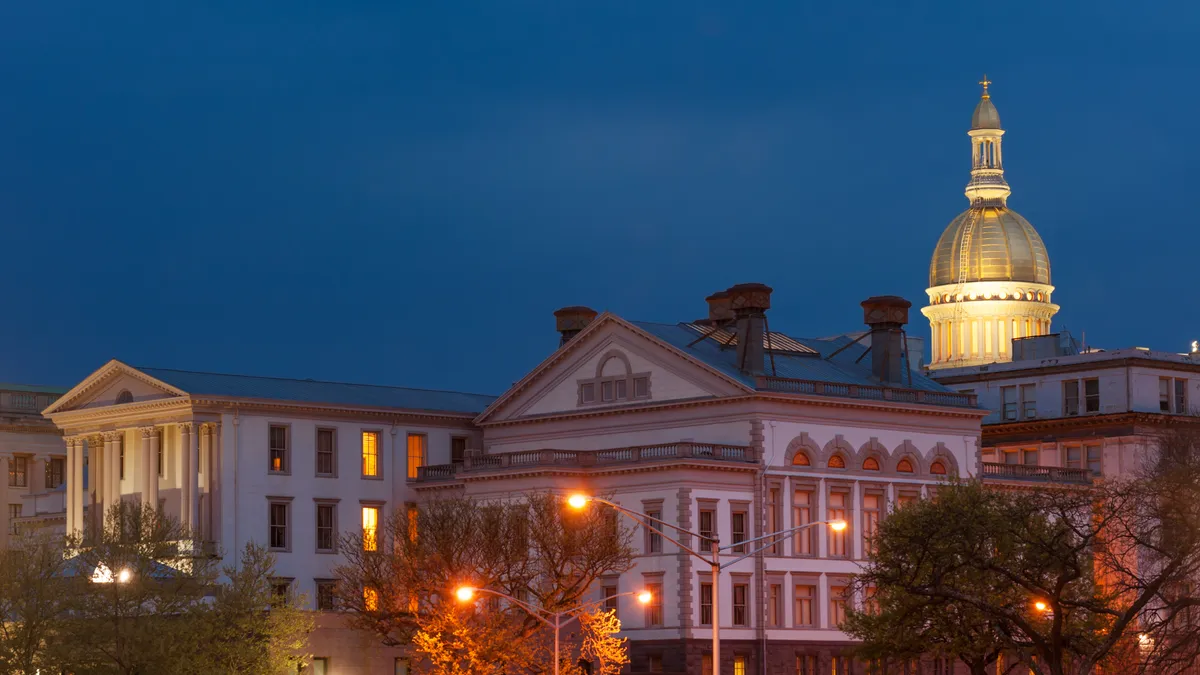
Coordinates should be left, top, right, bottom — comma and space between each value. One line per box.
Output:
727, 283, 773, 375
861, 296, 911, 384
553, 306, 598, 347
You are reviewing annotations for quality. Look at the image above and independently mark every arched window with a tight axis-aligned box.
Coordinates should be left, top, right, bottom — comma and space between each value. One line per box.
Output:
930, 460, 948, 476
862, 457, 881, 471
827, 455, 846, 469
115, 390, 133, 405
792, 452, 811, 467
896, 458, 914, 473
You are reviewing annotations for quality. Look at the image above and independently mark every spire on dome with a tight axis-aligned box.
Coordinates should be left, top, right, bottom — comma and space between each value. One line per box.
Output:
971, 75, 1002, 130
965, 77, 1009, 203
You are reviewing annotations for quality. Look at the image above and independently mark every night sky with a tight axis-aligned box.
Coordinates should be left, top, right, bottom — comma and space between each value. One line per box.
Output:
1, 2, 1195, 395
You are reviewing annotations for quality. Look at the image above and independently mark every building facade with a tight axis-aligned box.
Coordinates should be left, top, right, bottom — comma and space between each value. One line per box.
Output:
0, 383, 67, 544
414, 288, 984, 674
42, 363, 493, 674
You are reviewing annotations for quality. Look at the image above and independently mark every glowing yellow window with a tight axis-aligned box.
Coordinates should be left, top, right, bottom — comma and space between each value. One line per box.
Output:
363, 586, 379, 611
406, 434, 426, 479
406, 504, 418, 543
733, 656, 746, 675
362, 506, 379, 552
362, 431, 380, 477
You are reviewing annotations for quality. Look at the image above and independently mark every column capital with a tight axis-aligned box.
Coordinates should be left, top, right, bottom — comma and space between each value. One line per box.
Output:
200, 423, 216, 437
102, 430, 123, 441
139, 426, 156, 438
178, 422, 194, 433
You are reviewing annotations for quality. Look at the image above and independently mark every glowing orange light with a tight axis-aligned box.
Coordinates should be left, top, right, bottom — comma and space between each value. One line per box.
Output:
830, 520, 848, 532
455, 586, 475, 602
1034, 601, 1048, 612
637, 590, 652, 605
567, 494, 590, 510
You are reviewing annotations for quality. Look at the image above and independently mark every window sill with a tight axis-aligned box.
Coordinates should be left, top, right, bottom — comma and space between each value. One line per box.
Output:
268, 471, 291, 477
315, 473, 337, 479
360, 475, 384, 481
315, 549, 337, 555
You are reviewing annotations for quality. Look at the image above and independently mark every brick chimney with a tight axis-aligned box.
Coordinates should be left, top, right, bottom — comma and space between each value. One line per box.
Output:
553, 306, 598, 347
726, 283, 772, 375
861, 296, 912, 384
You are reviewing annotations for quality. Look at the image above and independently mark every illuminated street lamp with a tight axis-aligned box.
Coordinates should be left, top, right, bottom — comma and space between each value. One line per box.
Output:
1034, 601, 1047, 612
455, 585, 651, 675
569, 493, 844, 675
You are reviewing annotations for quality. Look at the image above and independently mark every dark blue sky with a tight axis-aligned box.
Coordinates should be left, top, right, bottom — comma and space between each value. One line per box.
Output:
2, 1, 1195, 395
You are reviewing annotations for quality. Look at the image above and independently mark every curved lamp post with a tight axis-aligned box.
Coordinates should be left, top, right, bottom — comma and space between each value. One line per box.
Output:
455, 585, 652, 675
568, 494, 845, 675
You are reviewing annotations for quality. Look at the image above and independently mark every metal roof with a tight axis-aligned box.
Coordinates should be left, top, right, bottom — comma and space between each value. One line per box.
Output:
633, 322, 953, 394
0, 383, 68, 394
682, 324, 819, 355
137, 367, 496, 415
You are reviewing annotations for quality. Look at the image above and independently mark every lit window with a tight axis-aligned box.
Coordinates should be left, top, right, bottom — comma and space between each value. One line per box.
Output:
734, 656, 746, 675
793, 491, 814, 556
930, 461, 947, 475
863, 494, 881, 553
827, 455, 845, 469
268, 425, 288, 473
644, 582, 663, 626
792, 452, 811, 467
364, 586, 379, 612
362, 431, 380, 477
406, 504, 418, 543
794, 585, 814, 626
896, 458, 914, 473
862, 457, 880, 471
362, 506, 380, 552
406, 434, 426, 479
828, 493, 848, 557
311, 657, 329, 675
829, 585, 848, 627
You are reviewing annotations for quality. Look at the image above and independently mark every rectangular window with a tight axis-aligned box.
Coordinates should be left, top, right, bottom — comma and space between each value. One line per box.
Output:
8, 457, 27, 488
1161, 377, 1172, 412
451, 437, 468, 465
580, 383, 595, 404
7, 504, 20, 535
363, 586, 379, 611
395, 658, 410, 675
702, 655, 713, 675
794, 585, 814, 626
731, 510, 747, 553
1084, 378, 1100, 413
405, 434, 425, 479
648, 655, 663, 673
698, 508, 715, 543
601, 381, 613, 402
362, 506, 380, 552
603, 584, 619, 618
863, 494, 881, 554
1176, 379, 1188, 414
1066, 446, 1082, 469
362, 431, 381, 478
793, 491, 814, 556
645, 508, 662, 554
1021, 383, 1037, 419
316, 429, 336, 476
796, 655, 818, 675
45, 458, 64, 489
1064, 380, 1080, 416
406, 504, 418, 543
897, 494, 917, 509
769, 583, 783, 627
1086, 445, 1103, 476
316, 503, 336, 553
1001, 386, 1017, 421
828, 493, 848, 558
733, 583, 748, 626
734, 656, 746, 675
311, 657, 328, 675
832, 656, 849, 675
699, 582, 713, 625
1024, 448, 1039, 465
269, 425, 288, 473
829, 585, 847, 627
634, 376, 649, 398
316, 580, 336, 610
268, 502, 289, 550
615, 379, 627, 400
645, 582, 663, 627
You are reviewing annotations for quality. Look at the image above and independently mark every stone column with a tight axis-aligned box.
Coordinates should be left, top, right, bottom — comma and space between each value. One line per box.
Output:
72, 437, 84, 536
140, 428, 154, 509
178, 423, 193, 529
210, 423, 221, 546
189, 424, 200, 535
199, 425, 211, 540
110, 431, 122, 510
851, 480, 863, 560
148, 429, 160, 512
103, 433, 116, 516
64, 439, 75, 536
88, 436, 102, 534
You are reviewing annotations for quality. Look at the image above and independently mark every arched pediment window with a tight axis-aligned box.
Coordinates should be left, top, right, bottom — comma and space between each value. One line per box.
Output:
930, 460, 948, 475
115, 390, 133, 405
792, 452, 811, 467
896, 458, 915, 473
828, 454, 846, 469
862, 457, 881, 471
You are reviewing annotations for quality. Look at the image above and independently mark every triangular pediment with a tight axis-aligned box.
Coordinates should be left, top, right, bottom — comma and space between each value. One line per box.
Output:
43, 360, 188, 415
476, 315, 751, 424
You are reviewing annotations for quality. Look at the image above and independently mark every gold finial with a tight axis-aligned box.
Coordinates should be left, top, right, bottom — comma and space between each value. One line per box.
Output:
979, 74, 992, 98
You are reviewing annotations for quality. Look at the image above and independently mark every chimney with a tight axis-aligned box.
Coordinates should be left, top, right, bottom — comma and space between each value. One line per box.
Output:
860, 296, 912, 384
701, 290, 734, 325
726, 283, 773, 375
553, 306, 598, 347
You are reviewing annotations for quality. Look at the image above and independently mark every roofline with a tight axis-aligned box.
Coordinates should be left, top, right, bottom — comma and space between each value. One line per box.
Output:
134, 366, 495, 400
42, 360, 188, 416
933, 353, 1200, 385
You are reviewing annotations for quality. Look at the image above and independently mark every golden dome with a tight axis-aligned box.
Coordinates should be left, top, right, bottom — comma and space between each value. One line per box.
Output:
928, 206, 1051, 287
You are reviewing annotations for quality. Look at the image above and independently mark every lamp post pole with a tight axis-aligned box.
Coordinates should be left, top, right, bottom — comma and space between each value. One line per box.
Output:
456, 586, 650, 675
571, 495, 844, 675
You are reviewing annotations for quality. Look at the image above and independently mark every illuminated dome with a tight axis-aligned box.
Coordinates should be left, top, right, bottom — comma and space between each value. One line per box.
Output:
929, 206, 1051, 287
971, 96, 1001, 130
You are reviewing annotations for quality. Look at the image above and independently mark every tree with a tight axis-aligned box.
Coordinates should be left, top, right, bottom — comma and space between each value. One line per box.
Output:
576, 609, 628, 675
199, 542, 315, 674
848, 422, 1200, 675
0, 532, 74, 674
333, 492, 635, 673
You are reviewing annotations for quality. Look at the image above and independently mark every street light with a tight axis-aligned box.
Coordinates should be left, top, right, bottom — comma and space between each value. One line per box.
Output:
1034, 600, 1048, 613
455, 585, 651, 675
569, 493, 844, 675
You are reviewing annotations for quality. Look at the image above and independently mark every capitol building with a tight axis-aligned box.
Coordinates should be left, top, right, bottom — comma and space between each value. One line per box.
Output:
0, 80, 1194, 675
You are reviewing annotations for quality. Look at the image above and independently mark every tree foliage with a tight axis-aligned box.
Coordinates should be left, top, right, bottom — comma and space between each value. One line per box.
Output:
848, 423, 1200, 675
333, 492, 635, 673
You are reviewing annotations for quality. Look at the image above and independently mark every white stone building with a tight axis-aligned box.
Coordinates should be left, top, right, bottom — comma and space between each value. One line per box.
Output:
0, 383, 67, 544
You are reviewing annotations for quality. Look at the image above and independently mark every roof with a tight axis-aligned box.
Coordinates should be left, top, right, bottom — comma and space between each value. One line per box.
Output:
929, 205, 1051, 287
630, 322, 953, 393
137, 367, 496, 415
972, 95, 1001, 130
0, 383, 68, 394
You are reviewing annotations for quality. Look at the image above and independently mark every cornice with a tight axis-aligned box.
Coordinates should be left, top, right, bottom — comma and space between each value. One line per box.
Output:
194, 398, 477, 426
934, 357, 1200, 385
412, 458, 762, 489
983, 412, 1200, 437
0, 424, 63, 436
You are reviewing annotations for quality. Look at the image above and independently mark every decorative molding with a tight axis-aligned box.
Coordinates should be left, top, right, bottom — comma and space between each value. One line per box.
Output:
784, 432, 821, 467
890, 440, 926, 474
139, 426, 155, 438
